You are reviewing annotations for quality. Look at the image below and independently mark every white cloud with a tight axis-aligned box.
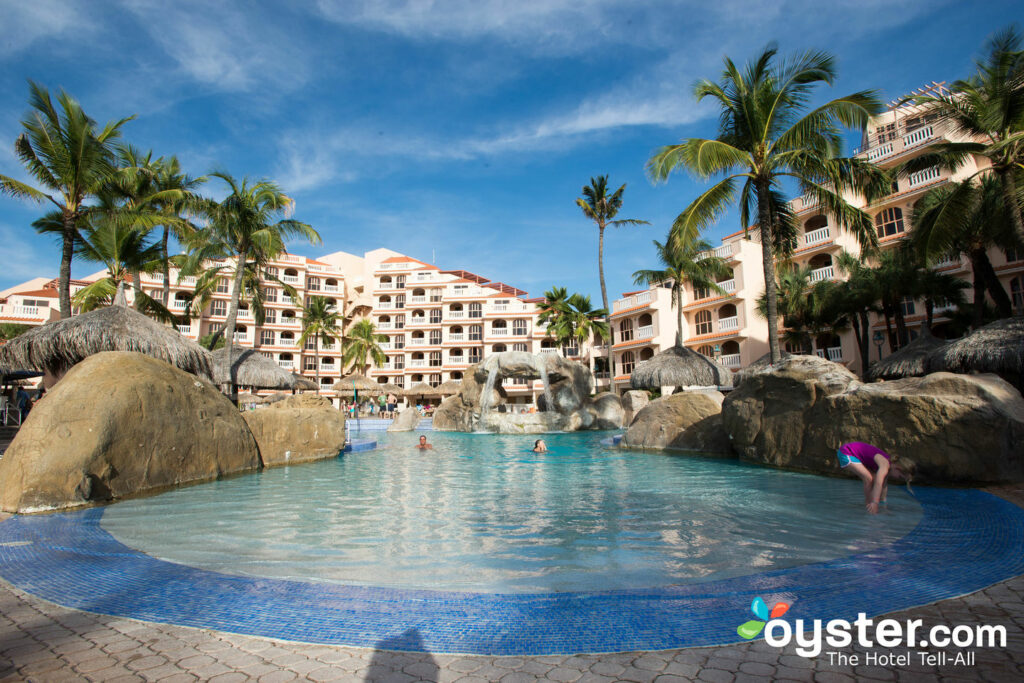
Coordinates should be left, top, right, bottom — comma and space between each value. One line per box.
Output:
0, 221, 56, 287
0, 0, 88, 56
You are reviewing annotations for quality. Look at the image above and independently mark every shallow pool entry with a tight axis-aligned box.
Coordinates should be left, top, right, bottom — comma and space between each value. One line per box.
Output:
0, 433, 1022, 654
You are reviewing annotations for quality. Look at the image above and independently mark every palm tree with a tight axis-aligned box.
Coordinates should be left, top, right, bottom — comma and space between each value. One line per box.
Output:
298, 296, 344, 395
576, 176, 649, 374
152, 156, 206, 305
647, 46, 887, 364
537, 286, 573, 351
342, 318, 387, 375
834, 250, 881, 375
182, 172, 320, 352
913, 267, 968, 332
911, 176, 1019, 327
0, 82, 132, 318
757, 264, 817, 353
564, 293, 610, 358
632, 237, 731, 346
902, 27, 1024, 241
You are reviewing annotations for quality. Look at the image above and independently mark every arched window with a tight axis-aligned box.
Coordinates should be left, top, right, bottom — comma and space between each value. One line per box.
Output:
638, 313, 653, 327
492, 319, 507, 329
619, 318, 634, 342
718, 303, 737, 319
449, 348, 464, 360
695, 310, 713, 335
469, 302, 482, 318
512, 319, 527, 335
721, 340, 740, 355
804, 215, 828, 232
392, 334, 405, 349
639, 347, 654, 361
429, 373, 441, 387
450, 371, 463, 380
493, 343, 507, 352
875, 207, 905, 238
429, 330, 442, 345
621, 351, 636, 374
468, 325, 483, 341
280, 331, 295, 343
698, 345, 715, 357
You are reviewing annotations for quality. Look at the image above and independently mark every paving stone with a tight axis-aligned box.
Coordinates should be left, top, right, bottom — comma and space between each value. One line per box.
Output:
738, 661, 775, 676
258, 671, 298, 683
546, 667, 584, 682
696, 668, 735, 683
498, 672, 539, 683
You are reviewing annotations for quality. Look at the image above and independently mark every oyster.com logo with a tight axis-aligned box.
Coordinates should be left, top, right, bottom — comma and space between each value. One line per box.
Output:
737, 596, 790, 639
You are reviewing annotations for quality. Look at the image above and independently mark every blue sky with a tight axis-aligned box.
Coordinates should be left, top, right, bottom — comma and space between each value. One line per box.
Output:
0, 1, 1021, 303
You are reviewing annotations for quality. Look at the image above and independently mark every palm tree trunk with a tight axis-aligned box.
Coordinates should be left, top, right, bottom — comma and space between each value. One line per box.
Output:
161, 226, 171, 306
756, 183, 781, 363
925, 300, 934, 332
222, 249, 248, 394
969, 252, 987, 329
972, 249, 1013, 317
58, 214, 76, 319
894, 303, 908, 350
598, 223, 613, 377
314, 336, 320, 396
130, 267, 144, 311
883, 306, 896, 352
675, 285, 684, 347
999, 168, 1024, 245
853, 310, 871, 379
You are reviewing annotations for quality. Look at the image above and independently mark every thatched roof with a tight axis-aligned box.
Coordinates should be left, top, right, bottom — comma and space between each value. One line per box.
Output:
213, 346, 317, 390
926, 317, 1024, 383
0, 304, 213, 379
236, 392, 265, 405
333, 373, 384, 395
630, 345, 734, 390
435, 379, 462, 395
403, 381, 437, 397
867, 329, 949, 381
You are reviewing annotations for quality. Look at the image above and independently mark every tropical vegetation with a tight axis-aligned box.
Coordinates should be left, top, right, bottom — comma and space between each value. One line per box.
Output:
537, 287, 610, 361
341, 319, 387, 375
298, 296, 344, 394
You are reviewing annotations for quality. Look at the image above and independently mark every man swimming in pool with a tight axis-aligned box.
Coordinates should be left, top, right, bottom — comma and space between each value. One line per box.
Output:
533, 439, 547, 453
416, 435, 433, 450
837, 442, 914, 514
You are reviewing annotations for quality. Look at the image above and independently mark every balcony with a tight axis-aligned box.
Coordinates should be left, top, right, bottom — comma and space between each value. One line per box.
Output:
490, 328, 510, 336
447, 333, 465, 342
810, 265, 835, 282
12, 305, 40, 317
856, 121, 946, 163
378, 282, 395, 290
816, 347, 843, 362
233, 333, 249, 343
322, 284, 339, 293
378, 301, 395, 310
446, 310, 466, 319
176, 324, 192, 334
696, 244, 734, 261
637, 324, 654, 339
410, 338, 429, 346
177, 275, 197, 286
410, 295, 427, 304
718, 279, 736, 294
378, 321, 394, 330
804, 226, 831, 246
409, 359, 428, 368
612, 290, 653, 312
718, 316, 739, 332
281, 275, 299, 284
409, 316, 427, 326
237, 308, 252, 319
379, 342, 392, 350
908, 166, 941, 188
719, 353, 742, 368
277, 360, 294, 369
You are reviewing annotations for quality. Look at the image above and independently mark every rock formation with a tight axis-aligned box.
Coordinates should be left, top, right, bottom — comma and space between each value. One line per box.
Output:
0, 352, 260, 513
722, 355, 1024, 483
242, 394, 346, 467
620, 389, 650, 425
621, 391, 731, 454
432, 351, 623, 432
387, 408, 421, 432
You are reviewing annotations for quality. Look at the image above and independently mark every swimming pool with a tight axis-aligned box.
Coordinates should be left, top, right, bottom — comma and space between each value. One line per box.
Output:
100, 432, 922, 593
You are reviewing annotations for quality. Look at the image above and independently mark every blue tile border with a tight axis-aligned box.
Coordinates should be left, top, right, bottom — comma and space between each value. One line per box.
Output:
0, 487, 1022, 655
343, 438, 377, 453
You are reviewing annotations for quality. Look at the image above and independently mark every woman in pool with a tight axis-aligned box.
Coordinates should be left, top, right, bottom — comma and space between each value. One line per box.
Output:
837, 442, 915, 514
533, 439, 547, 453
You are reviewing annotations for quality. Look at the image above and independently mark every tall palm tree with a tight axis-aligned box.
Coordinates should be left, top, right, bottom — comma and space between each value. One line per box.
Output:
576, 176, 649, 373
647, 46, 887, 363
153, 156, 206, 305
632, 237, 731, 346
834, 250, 880, 375
912, 267, 968, 332
536, 286, 573, 351
298, 296, 344, 395
911, 176, 1019, 326
182, 172, 320, 352
0, 82, 133, 318
902, 27, 1024, 241
342, 318, 387, 375
564, 293, 610, 358
757, 264, 817, 353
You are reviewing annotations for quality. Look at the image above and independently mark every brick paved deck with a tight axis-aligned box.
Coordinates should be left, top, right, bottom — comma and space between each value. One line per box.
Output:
0, 486, 1021, 682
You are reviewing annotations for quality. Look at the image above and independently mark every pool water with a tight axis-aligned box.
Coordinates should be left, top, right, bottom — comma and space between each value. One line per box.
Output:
101, 432, 922, 594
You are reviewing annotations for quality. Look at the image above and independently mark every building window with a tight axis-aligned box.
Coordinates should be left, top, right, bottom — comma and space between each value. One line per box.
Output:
263, 287, 277, 303
468, 347, 483, 363
307, 277, 320, 291
695, 310, 713, 336
694, 285, 710, 300
469, 302, 483, 318
395, 275, 406, 289
875, 207, 905, 238
512, 319, 527, 335
394, 314, 405, 329
1006, 248, 1020, 263
430, 330, 442, 345
621, 351, 635, 375
264, 309, 276, 324
697, 345, 715, 357
260, 330, 275, 346
429, 373, 441, 387
264, 267, 278, 279
493, 344, 507, 353
393, 355, 405, 369
393, 334, 405, 349
395, 294, 405, 309
216, 278, 229, 294
619, 318, 634, 342
900, 295, 916, 317
211, 300, 227, 316
513, 343, 528, 352
304, 357, 316, 371
429, 309, 442, 324
468, 325, 483, 341
1011, 277, 1022, 311
429, 351, 442, 367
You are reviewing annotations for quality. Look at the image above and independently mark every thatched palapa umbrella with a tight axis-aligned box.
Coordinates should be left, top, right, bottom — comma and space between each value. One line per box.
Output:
403, 381, 437, 402
866, 329, 949, 381
435, 379, 462, 396
212, 346, 317, 391
630, 345, 733, 390
236, 392, 265, 406
332, 373, 384, 396
925, 316, 1024, 389
0, 290, 213, 381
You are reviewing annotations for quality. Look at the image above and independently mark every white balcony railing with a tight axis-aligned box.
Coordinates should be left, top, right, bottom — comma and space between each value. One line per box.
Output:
719, 279, 736, 294
277, 360, 293, 369
12, 305, 40, 317
718, 316, 739, 332
637, 325, 654, 339
281, 275, 299, 284
410, 338, 428, 346
379, 342, 392, 350
237, 308, 252, 319
447, 310, 466, 319
377, 321, 394, 330
696, 243, 734, 261
903, 125, 934, 149
177, 275, 197, 286
934, 256, 961, 268
409, 317, 428, 326
613, 290, 653, 312
233, 333, 249, 343
447, 333, 465, 342
176, 324, 192, 334
719, 353, 742, 368
804, 226, 831, 245
409, 359, 428, 368
810, 265, 835, 282
908, 166, 941, 188
866, 142, 894, 161
490, 328, 510, 336
410, 295, 427, 304
816, 347, 844, 362
378, 282, 395, 289
322, 284, 339, 292
378, 301, 395, 310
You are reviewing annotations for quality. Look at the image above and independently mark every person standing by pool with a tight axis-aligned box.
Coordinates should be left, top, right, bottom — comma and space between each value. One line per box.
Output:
416, 435, 433, 450
837, 442, 915, 514
533, 439, 547, 453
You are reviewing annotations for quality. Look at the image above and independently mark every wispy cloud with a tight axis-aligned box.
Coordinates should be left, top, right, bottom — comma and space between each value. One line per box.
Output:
0, 0, 88, 56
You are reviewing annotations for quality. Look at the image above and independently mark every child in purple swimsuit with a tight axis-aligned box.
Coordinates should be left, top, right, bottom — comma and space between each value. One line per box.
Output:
837, 442, 915, 514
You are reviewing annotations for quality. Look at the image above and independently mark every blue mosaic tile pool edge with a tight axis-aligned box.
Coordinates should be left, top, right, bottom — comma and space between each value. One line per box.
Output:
0, 487, 1022, 656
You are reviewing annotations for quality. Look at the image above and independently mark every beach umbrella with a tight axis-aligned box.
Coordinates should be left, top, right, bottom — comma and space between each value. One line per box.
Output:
866, 329, 949, 381
332, 373, 383, 396
403, 381, 437, 402
630, 345, 734, 390
435, 379, 462, 395
925, 316, 1024, 389
236, 392, 265, 406
212, 346, 317, 391
0, 292, 213, 381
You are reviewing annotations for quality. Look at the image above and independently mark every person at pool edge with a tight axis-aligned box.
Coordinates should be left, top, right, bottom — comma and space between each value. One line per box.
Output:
416, 435, 433, 450
837, 441, 915, 514
533, 439, 547, 453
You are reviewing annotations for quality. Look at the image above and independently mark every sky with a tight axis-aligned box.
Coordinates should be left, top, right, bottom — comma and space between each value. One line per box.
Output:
0, 0, 1021, 303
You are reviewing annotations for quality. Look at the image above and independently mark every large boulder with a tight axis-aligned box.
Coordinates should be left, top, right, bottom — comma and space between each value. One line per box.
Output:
242, 394, 346, 467
0, 352, 260, 513
620, 390, 650, 425
387, 408, 421, 432
723, 355, 1024, 484
587, 392, 625, 430
621, 391, 731, 454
